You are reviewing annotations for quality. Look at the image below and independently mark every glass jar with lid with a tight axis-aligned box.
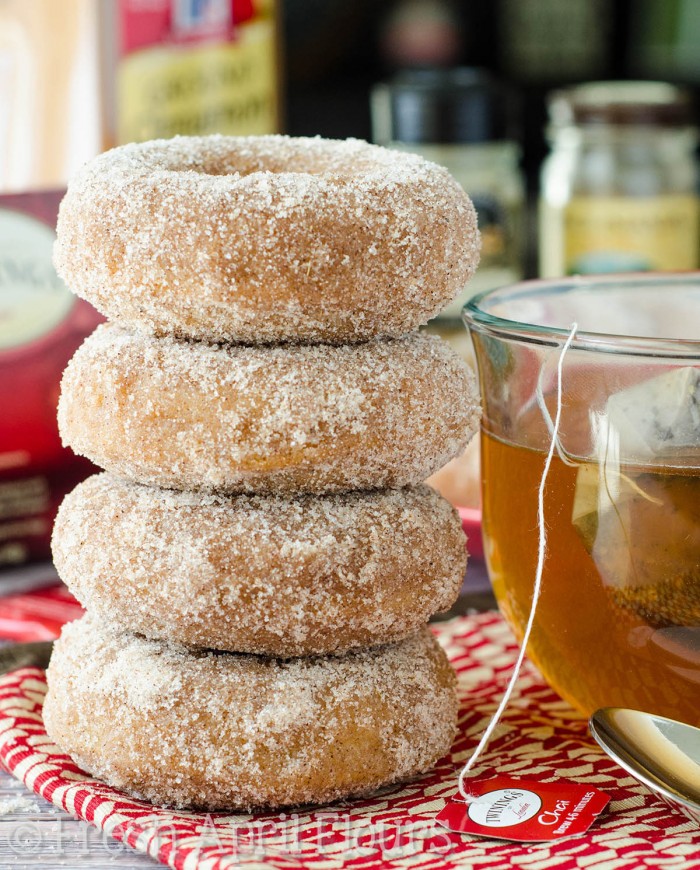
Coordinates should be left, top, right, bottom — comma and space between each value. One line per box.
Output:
539, 81, 700, 277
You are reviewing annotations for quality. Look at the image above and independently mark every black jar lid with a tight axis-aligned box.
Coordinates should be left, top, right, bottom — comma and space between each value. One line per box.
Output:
548, 81, 695, 128
372, 68, 518, 144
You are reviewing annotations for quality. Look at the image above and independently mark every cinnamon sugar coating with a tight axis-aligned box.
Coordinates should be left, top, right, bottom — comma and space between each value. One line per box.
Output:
54, 135, 479, 345
58, 325, 480, 494
44, 616, 458, 811
53, 474, 466, 656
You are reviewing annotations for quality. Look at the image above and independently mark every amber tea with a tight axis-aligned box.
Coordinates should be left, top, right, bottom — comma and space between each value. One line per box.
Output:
482, 429, 700, 726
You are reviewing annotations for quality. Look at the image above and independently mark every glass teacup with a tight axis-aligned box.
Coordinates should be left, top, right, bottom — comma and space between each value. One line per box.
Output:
463, 274, 700, 725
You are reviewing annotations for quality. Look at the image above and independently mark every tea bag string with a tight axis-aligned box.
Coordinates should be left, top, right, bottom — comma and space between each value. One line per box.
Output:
458, 322, 578, 801
535, 344, 578, 468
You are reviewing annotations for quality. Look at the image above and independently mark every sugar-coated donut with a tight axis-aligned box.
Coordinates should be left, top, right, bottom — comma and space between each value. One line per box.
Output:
53, 474, 466, 657
44, 617, 458, 810
54, 135, 479, 345
58, 324, 480, 495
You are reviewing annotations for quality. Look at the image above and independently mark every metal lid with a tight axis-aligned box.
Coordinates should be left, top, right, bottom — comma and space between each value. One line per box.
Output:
548, 81, 695, 128
372, 68, 517, 145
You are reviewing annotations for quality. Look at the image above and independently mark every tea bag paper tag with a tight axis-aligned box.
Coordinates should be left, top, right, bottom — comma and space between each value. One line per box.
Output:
437, 777, 610, 843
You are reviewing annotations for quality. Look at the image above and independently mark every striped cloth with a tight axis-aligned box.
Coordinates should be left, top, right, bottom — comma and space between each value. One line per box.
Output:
0, 612, 697, 870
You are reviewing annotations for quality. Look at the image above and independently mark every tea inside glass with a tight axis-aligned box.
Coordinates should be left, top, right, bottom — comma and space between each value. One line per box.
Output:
464, 275, 700, 726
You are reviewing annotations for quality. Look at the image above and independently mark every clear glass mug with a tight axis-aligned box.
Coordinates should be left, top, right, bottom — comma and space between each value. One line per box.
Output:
463, 274, 700, 725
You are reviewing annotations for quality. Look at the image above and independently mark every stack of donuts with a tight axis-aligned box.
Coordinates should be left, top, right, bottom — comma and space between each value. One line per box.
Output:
44, 135, 481, 811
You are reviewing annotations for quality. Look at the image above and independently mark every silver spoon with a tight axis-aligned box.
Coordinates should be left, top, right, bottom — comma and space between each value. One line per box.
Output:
590, 707, 700, 825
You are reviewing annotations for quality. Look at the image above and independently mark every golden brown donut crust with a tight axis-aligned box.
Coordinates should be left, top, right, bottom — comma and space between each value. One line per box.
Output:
44, 617, 458, 811
58, 325, 480, 495
54, 135, 479, 345
52, 473, 466, 656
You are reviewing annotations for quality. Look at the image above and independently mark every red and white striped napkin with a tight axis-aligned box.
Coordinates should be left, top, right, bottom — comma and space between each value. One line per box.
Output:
0, 612, 697, 870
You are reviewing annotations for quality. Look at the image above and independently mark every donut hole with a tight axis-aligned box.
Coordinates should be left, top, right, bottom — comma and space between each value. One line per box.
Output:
180, 145, 383, 180
190, 156, 364, 179
152, 136, 408, 180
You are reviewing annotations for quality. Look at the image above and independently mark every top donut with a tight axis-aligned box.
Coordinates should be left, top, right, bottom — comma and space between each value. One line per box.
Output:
54, 135, 479, 344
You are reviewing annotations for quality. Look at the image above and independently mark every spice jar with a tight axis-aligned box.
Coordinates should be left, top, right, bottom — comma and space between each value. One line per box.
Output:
372, 69, 524, 512
540, 81, 700, 277
372, 68, 525, 318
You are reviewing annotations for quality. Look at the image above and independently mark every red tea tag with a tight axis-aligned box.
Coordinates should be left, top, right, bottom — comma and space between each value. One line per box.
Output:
437, 776, 610, 842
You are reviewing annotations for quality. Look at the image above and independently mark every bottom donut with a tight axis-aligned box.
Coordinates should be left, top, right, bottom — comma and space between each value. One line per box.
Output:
43, 616, 458, 811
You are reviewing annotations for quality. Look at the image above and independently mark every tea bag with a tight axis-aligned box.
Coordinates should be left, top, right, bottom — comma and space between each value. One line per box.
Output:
572, 367, 700, 627
603, 366, 700, 461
